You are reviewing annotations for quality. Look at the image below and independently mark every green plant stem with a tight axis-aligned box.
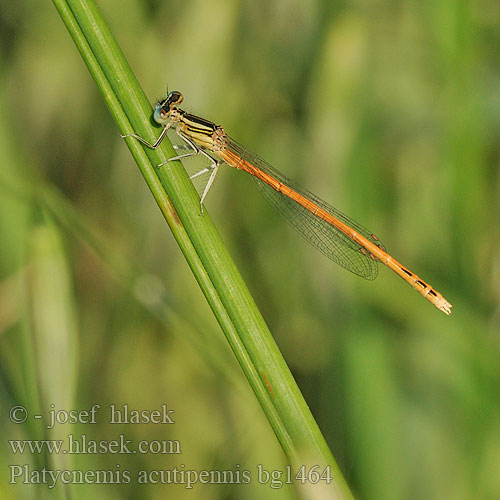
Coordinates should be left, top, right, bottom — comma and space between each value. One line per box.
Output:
52, 0, 354, 497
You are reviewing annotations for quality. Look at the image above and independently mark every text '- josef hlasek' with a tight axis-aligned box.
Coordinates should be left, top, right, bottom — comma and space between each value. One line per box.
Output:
38, 404, 175, 429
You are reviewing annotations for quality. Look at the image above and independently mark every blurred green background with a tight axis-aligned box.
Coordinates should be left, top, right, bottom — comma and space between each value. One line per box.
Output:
1, 0, 499, 498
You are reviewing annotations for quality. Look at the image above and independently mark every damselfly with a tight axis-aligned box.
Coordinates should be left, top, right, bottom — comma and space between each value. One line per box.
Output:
122, 91, 452, 315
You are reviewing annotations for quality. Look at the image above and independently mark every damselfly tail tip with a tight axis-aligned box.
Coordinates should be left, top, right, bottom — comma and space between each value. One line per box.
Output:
437, 298, 452, 316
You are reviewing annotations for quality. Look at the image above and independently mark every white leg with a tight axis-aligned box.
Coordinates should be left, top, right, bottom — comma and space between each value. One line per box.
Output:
158, 132, 201, 167
198, 162, 220, 213
157, 130, 221, 214
190, 164, 215, 179
121, 121, 172, 149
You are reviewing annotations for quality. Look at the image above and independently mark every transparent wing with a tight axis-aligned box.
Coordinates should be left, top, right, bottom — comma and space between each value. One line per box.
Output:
225, 137, 385, 280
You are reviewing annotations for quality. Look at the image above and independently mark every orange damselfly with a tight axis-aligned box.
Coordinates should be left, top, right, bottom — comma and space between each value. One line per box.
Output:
123, 91, 452, 315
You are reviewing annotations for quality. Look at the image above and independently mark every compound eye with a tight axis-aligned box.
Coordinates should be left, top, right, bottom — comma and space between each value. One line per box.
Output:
153, 106, 168, 124
168, 90, 183, 106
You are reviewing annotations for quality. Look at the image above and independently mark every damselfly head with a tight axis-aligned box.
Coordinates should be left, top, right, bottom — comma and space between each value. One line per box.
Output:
153, 91, 184, 125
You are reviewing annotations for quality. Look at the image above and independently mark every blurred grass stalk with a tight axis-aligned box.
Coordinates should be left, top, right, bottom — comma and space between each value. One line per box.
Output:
51, 0, 354, 498
28, 213, 78, 500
